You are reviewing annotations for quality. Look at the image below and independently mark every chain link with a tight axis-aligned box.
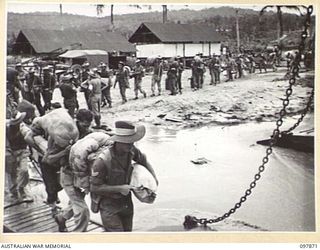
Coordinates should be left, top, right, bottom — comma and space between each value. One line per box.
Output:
184, 5, 314, 228
282, 86, 314, 134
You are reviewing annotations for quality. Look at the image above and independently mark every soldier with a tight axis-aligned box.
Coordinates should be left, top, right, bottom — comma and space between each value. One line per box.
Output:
209, 54, 221, 85
54, 109, 93, 232
132, 60, 146, 100
80, 62, 91, 110
197, 54, 206, 88
90, 121, 158, 232
151, 56, 163, 96
191, 56, 203, 90
225, 54, 236, 82
16, 63, 28, 99
87, 71, 102, 129
114, 61, 129, 104
167, 59, 178, 95
176, 56, 184, 94
7, 65, 20, 104
60, 73, 78, 118
235, 55, 244, 79
256, 53, 267, 73
26, 68, 45, 116
5, 111, 33, 202
98, 62, 112, 108
42, 66, 56, 111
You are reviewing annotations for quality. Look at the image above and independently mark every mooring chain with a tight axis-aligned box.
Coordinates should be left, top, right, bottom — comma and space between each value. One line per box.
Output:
183, 5, 313, 229
281, 86, 314, 135
282, 5, 314, 135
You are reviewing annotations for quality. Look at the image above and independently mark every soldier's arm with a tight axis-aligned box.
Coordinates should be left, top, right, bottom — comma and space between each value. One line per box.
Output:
132, 146, 159, 185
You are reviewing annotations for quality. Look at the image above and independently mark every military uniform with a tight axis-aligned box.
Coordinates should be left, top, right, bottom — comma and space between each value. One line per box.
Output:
132, 63, 146, 99
81, 69, 91, 110
115, 66, 129, 104
6, 122, 30, 201
151, 60, 163, 96
88, 77, 102, 128
209, 56, 221, 85
98, 68, 112, 108
176, 60, 184, 94
60, 76, 78, 118
90, 145, 150, 232
42, 70, 56, 111
167, 61, 178, 95
26, 72, 45, 116
7, 67, 21, 103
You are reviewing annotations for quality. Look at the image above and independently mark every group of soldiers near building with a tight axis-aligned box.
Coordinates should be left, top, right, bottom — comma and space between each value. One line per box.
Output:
7, 47, 287, 122
6, 59, 158, 232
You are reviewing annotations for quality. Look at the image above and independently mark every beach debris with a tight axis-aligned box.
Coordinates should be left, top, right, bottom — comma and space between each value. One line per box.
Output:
157, 113, 167, 118
165, 116, 183, 123
184, 114, 199, 121
209, 105, 222, 112
191, 157, 211, 165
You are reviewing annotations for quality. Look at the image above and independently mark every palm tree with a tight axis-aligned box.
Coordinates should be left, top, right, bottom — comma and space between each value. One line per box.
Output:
95, 4, 183, 25
260, 5, 307, 40
95, 4, 114, 26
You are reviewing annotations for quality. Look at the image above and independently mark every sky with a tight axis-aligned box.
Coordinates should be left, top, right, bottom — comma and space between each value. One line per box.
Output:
6, 2, 266, 17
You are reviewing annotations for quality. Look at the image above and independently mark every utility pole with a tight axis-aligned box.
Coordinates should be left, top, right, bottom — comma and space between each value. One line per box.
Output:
236, 9, 240, 52
59, 4, 63, 30
162, 5, 168, 23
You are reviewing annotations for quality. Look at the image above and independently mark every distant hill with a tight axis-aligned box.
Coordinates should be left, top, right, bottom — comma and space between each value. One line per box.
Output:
7, 6, 259, 36
7, 6, 311, 52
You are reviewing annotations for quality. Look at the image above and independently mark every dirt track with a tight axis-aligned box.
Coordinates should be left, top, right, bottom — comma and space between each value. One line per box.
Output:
96, 67, 314, 130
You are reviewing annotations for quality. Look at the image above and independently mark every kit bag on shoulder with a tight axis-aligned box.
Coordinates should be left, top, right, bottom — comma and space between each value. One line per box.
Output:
69, 132, 113, 214
30, 108, 79, 148
69, 132, 111, 193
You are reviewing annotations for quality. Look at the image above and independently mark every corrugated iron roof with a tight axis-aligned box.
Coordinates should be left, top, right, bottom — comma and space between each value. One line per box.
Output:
131, 22, 222, 43
17, 29, 136, 53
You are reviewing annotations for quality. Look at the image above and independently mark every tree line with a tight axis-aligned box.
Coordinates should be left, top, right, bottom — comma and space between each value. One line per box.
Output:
7, 6, 314, 53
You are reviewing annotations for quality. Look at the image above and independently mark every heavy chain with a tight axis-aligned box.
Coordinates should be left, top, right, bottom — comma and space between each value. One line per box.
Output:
282, 5, 314, 135
184, 5, 314, 229
281, 86, 314, 135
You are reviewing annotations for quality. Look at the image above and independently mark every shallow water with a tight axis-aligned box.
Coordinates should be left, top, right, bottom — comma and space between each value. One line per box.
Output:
130, 115, 315, 232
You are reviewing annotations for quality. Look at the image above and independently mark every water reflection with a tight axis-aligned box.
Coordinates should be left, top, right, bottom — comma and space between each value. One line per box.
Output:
146, 126, 179, 143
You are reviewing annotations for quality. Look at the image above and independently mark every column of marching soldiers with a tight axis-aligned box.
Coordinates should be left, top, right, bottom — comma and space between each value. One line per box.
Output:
7, 50, 292, 122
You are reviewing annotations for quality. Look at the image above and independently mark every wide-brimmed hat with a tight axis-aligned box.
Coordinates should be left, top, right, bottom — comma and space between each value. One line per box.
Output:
28, 68, 35, 73
99, 62, 107, 67
43, 66, 50, 71
118, 61, 125, 66
82, 62, 90, 67
88, 70, 98, 78
9, 111, 27, 126
135, 59, 141, 63
109, 121, 146, 144
17, 99, 35, 121
60, 74, 73, 81
16, 63, 22, 67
